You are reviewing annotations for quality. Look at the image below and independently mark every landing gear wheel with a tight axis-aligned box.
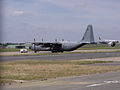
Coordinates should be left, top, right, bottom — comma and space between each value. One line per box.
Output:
51, 51, 57, 53
34, 51, 37, 53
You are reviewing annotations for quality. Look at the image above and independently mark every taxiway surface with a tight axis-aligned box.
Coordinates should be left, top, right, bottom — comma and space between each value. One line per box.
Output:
1, 52, 120, 61
2, 71, 120, 90
1, 51, 120, 90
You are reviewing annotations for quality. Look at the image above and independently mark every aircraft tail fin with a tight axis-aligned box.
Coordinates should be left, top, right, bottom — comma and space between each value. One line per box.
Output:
81, 25, 95, 43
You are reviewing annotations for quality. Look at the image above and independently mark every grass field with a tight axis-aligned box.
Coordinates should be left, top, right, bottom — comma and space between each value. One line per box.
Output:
79, 44, 120, 50
0, 60, 120, 84
0, 48, 20, 52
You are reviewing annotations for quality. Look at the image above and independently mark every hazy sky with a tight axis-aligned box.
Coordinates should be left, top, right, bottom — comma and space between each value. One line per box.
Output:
2, 0, 120, 42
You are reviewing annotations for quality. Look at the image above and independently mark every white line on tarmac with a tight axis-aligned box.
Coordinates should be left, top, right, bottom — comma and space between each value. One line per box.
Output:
86, 80, 120, 87
86, 83, 106, 87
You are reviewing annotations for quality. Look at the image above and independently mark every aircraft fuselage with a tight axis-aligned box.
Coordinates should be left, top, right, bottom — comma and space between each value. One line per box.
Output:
31, 42, 86, 53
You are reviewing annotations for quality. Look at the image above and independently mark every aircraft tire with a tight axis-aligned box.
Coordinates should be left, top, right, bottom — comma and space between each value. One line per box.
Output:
34, 51, 37, 53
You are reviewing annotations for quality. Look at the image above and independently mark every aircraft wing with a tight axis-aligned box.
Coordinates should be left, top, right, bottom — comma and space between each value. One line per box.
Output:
32, 42, 62, 47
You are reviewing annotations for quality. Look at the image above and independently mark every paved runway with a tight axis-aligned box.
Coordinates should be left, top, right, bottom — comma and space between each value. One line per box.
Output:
1, 52, 120, 61
2, 71, 120, 90
1, 51, 120, 90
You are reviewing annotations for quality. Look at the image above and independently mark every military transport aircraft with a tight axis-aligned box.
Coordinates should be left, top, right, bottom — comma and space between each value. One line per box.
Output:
29, 25, 95, 53
98, 37, 120, 47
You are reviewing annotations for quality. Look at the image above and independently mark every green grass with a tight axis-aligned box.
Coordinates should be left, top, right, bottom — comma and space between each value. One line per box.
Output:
1, 60, 120, 84
1, 60, 112, 65
78, 44, 120, 50
0, 48, 20, 52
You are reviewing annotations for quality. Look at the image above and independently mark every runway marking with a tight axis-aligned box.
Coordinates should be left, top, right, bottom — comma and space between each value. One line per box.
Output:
86, 83, 106, 87
86, 80, 120, 87
104, 80, 120, 84
3, 81, 90, 89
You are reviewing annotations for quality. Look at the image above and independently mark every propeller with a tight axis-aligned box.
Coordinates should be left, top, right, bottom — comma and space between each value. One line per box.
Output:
62, 39, 64, 41
33, 38, 37, 53
34, 38, 35, 42
99, 37, 101, 40
55, 39, 57, 42
42, 38, 43, 41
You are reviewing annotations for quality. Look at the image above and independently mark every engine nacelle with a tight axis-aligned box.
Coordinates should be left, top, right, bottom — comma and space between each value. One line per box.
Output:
108, 41, 116, 47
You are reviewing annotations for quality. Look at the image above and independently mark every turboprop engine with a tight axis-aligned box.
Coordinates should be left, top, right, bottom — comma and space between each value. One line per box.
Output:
108, 41, 116, 47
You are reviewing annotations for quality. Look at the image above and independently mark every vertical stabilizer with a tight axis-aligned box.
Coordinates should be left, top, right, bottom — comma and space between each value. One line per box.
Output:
81, 25, 94, 43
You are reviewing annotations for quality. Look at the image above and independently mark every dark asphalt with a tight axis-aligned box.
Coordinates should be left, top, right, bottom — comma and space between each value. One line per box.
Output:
1, 52, 120, 61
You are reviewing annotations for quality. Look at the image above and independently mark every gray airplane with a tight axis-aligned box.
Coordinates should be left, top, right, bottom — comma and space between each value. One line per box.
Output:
30, 25, 95, 53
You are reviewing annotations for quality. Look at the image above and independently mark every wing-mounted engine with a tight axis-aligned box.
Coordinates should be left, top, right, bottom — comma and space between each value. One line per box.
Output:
30, 42, 62, 53
108, 41, 116, 47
